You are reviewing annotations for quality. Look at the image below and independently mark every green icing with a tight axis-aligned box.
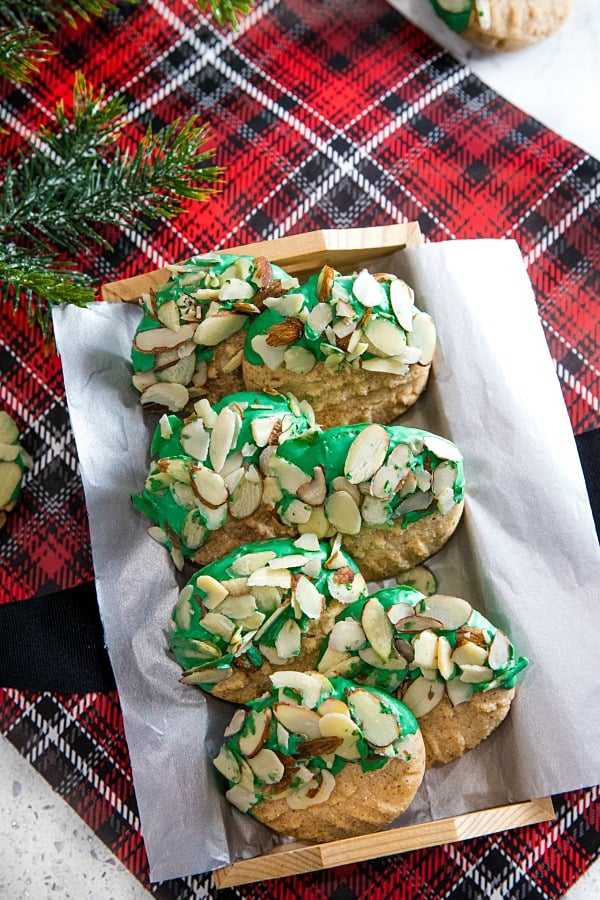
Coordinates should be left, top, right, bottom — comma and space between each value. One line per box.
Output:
131, 391, 314, 557
131, 253, 297, 376
429, 0, 472, 32
244, 268, 420, 368
168, 537, 364, 691
319, 585, 528, 698
273, 423, 465, 530
216, 674, 420, 805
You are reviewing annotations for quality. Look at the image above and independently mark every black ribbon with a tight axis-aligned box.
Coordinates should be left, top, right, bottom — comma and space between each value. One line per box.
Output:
1, 429, 598, 694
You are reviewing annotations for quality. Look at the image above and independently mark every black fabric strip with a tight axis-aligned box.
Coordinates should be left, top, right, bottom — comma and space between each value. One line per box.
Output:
1, 429, 598, 694
0, 581, 116, 693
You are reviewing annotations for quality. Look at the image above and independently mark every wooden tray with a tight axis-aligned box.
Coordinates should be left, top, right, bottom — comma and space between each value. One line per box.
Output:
102, 223, 555, 886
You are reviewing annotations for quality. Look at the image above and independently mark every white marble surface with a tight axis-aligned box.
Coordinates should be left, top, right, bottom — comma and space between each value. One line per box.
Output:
2, 2, 599, 897
388, 0, 600, 159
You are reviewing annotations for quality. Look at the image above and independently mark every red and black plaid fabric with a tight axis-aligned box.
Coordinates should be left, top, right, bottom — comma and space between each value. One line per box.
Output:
1, 0, 599, 896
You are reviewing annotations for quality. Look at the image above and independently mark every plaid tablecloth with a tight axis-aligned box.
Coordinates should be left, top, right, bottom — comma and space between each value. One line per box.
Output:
1, 1, 599, 896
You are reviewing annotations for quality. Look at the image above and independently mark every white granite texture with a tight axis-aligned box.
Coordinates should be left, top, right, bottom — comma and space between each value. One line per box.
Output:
2, 1, 599, 896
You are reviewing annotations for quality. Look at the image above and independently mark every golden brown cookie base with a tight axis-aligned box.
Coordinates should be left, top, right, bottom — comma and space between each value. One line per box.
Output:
251, 731, 426, 841
419, 688, 515, 767
193, 331, 246, 406
242, 359, 431, 428
209, 601, 345, 704
189, 505, 294, 570
462, 0, 573, 50
341, 500, 464, 581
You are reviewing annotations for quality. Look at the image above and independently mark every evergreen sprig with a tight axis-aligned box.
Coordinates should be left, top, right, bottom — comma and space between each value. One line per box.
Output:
0, 27, 55, 84
0, 72, 224, 335
0, 0, 134, 32
197, 0, 254, 29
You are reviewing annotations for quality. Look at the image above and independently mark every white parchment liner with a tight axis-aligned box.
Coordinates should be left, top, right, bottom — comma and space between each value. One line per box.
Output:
53, 240, 600, 883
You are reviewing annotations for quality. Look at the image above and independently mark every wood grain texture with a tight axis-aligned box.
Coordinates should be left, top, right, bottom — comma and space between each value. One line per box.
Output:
100, 223, 423, 302
213, 797, 555, 888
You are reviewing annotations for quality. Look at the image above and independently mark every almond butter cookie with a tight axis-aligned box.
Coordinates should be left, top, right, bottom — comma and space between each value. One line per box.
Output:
431, 0, 573, 51
242, 266, 435, 427
213, 671, 426, 841
268, 423, 465, 580
316, 586, 528, 767
168, 536, 367, 703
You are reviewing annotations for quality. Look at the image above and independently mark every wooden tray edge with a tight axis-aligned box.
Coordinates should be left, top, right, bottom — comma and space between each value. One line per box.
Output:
100, 222, 423, 302
213, 797, 555, 888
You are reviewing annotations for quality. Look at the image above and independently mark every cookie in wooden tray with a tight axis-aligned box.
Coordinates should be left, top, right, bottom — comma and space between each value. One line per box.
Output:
316, 585, 528, 767
168, 535, 367, 704
130, 254, 299, 412
267, 423, 465, 580
243, 265, 435, 427
213, 671, 426, 841
132, 391, 316, 569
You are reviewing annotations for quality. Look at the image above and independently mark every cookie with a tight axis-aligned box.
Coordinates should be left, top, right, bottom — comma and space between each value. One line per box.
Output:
132, 391, 316, 569
131, 254, 299, 412
316, 586, 528, 767
0, 411, 33, 528
431, 0, 573, 51
168, 536, 367, 703
269, 422, 465, 580
243, 266, 435, 427
213, 672, 426, 841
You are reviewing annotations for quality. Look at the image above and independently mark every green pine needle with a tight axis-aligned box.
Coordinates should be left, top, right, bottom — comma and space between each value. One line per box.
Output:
197, 0, 254, 29
0, 0, 137, 32
0, 27, 55, 83
1, 72, 224, 336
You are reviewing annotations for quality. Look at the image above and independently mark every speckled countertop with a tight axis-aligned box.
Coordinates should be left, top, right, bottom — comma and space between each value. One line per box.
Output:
1, 1, 599, 896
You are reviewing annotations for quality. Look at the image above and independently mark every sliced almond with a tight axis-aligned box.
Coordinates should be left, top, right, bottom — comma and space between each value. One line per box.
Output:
224, 707, 246, 737
458, 664, 494, 684
364, 318, 406, 357
423, 434, 462, 463
344, 425, 390, 484
269, 456, 311, 494
209, 406, 238, 472
225, 783, 257, 813
390, 279, 415, 331
218, 277, 255, 301
230, 550, 276, 576
292, 575, 324, 619
432, 461, 458, 496
407, 311, 436, 365
193, 313, 246, 346
394, 614, 444, 633
347, 688, 401, 747
317, 265, 337, 303
361, 597, 394, 661
293, 533, 321, 552
437, 635, 456, 680
307, 301, 333, 335
317, 646, 353, 676
221, 348, 244, 373
156, 299, 181, 331
387, 602, 417, 625
219, 593, 257, 619
327, 569, 367, 605
401, 676, 445, 717
360, 357, 410, 375
140, 381, 189, 411
248, 566, 292, 589
284, 346, 317, 374
488, 630, 511, 670
395, 491, 432, 515
446, 679, 474, 707
172, 584, 194, 630
330, 476, 361, 505
296, 466, 327, 506
324, 490, 361, 534
398, 565, 437, 596
238, 707, 272, 758
317, 698, 350, 717
275, 618, 302, 660
247, 748, 285, 784
181, 510, 207, 550
0, 462, 22, 508
134, 323, 196, 353
370, 464, 405, 499
201, 611, 235, 640
328, 619, 367, 652
287, 770, 335, 809
437, 487, 457, 515
352, 269, 385, 308
263, 292, 305, 316
282, 499, 313, 525
213, 745, 241, 783
249, 415, 280, 449
180, 419, 210, 462
360, 495, 391, 526
250, 334, 287, 369
228, 470, 263, 518
357, 647, 407, 672
412, 630, 439, 669
452, 641, 489, 667
190, 467, 228, 508
422, 595, 472, 631
297, 506, 331, 539
273, 703, 322, 739
132, 371, 157, 392
180, 665, 232, 685
269, 671, 326, 709
251, 585, 282, 614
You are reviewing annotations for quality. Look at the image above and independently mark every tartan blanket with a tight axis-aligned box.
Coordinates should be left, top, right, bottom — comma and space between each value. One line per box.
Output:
1, 0, 598, 896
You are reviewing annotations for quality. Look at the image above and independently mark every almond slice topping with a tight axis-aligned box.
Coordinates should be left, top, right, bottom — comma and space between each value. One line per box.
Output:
361, 596, 394, 661
134, 323, 196, 353
347, 688, 401, 747
193, 313, 246, 347
273, 703, 322, 739
390, 279, 415, 331
344, 424, 390, 484
401, 676, 445, 717
292, 575, 324, 619
209, 406, 238, 472
324, 491, 361, 534
238, 707, 272, 758
296, 466, 327, 506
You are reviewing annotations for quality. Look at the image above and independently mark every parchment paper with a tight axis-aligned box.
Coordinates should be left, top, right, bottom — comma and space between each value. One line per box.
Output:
53, 240, 600, 883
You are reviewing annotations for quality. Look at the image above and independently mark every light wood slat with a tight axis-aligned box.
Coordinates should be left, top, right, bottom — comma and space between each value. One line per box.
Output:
100, 222, 422, 302
213, 797, 555, 888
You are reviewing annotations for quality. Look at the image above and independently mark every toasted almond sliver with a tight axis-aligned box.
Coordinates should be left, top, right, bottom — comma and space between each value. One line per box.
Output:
134, 323, 196, 353
273, 703, 322, 739
269, 671, 327, 710
238, 707, 272, 757
347, 688, 401, 747
230, 550, 277, 575
287, 770, 335, 810
344, 424, 390, 484
209, 406, 238, 472
193, 314, 246, 347
412, 629, 439, 669
422, 594, 472, 630
228, 471, 263, 519
328, 619, 367, 652
247, 748, 285, 784
401, 676, 445, 717
247, 566, 292, 589
292, 574, 324, 619
297, 466, 327, 506
140, 381, 189, 411
324, 491, 361, 534
361, 597, 394, 661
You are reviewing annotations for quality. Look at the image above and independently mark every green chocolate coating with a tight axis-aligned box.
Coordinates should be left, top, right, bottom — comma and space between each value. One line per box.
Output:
168, 537, 366, 692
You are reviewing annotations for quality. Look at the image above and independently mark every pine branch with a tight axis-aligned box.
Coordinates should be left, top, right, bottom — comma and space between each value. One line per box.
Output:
0, 0, 136, 32
0, 243, 94, 333
197, 0, 254, 28
1, 72, 224, 256
0, 27, 55, 83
